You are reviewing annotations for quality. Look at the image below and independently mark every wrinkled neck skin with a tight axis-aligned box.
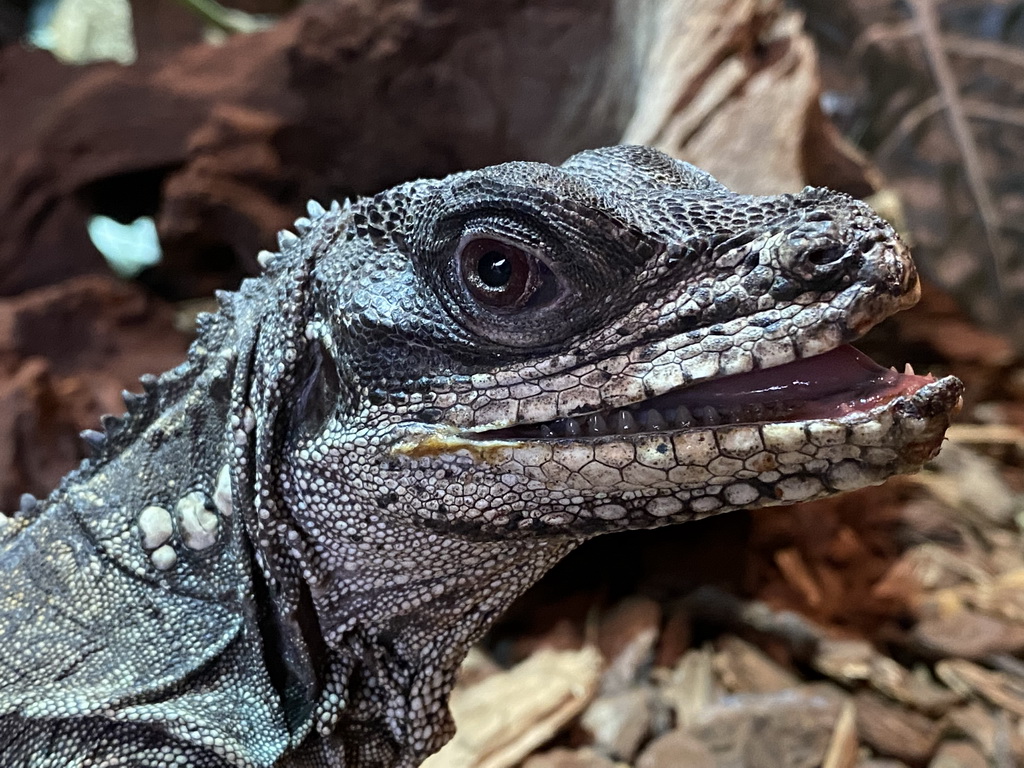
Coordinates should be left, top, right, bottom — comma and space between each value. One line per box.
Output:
273, 460, 579, 766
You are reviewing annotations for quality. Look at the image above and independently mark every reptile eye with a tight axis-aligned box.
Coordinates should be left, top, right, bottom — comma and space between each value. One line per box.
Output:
458, 236, 549, 310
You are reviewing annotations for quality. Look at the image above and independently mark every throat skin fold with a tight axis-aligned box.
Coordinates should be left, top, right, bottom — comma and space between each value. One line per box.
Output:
280, 523, 579, 766
0, 146, 963, 768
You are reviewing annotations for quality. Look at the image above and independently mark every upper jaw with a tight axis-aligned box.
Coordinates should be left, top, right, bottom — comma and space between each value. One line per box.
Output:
430, 289, 913, 439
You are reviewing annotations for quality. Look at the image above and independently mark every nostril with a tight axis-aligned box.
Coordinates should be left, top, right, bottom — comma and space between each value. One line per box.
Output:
807, 244, 846, 266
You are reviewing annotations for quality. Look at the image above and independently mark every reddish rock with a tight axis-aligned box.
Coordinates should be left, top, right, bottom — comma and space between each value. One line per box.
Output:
0, 0, 628, 298
0, 276, 188, 509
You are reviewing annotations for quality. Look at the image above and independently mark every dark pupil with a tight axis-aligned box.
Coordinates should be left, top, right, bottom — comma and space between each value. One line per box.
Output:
478, 251, 512, 287
458, 236, 541, 310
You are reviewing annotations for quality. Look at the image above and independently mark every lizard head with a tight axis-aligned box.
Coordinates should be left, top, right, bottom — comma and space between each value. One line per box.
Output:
227, 145, 963, 763
278, 145, 961, 540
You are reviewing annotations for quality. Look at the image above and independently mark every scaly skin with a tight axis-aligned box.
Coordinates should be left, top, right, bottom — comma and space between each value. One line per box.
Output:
0, 146, 962, 767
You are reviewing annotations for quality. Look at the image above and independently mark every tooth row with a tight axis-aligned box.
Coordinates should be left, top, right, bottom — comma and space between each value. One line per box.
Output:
535, 401, 805, 439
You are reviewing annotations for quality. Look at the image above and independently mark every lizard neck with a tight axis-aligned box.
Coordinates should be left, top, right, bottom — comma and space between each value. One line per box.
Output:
277, 490, 581, 765
12, 307, 304, 763
47, 306, 240, 578
307, 530, 578, 648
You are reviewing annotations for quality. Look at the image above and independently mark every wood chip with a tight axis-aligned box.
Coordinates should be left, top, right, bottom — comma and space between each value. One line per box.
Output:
927, 740, 987, 768
521, 748, 618, 768
922, 444, 1019, 526
580, 687, 653, 762
935, 659, 1024, 717
822, 700, 858, 768
944, 702, 1000, 759
422, 647, 603, 768
853, 690, 942, 765
813, 638, 960, 716
813, 638, 876, 683
688, 687, 844, 768
775, 547, 824, 608
657, 645, 719, 729
598, 597, 661, 694
946, 423, 1024, 450
636, 730, 716, 768
654, 604, 692, 668
714, 635, 801, 694
914, 610, 1024, 659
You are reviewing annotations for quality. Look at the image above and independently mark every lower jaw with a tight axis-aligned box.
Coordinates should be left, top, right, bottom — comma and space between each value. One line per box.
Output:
490, 376, 964, 496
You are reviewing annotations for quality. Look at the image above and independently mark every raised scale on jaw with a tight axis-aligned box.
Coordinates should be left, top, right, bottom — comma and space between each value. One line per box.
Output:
481, 346, 939, 440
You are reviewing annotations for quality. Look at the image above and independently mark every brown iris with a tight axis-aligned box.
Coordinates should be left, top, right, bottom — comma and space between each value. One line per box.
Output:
458, 237, 538, 309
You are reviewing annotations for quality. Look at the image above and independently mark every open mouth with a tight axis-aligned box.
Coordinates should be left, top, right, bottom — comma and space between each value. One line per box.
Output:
482, 346, 935, 440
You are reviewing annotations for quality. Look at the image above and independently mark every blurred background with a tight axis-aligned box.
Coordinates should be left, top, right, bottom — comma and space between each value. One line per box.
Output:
0, 2, 1022, 766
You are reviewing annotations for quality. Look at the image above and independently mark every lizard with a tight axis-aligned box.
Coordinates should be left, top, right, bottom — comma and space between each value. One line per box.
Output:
0, 145, 963, 768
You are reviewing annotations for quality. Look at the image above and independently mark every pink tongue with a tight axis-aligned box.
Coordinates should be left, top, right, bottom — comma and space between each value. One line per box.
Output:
668, 345, 931, 418
694, 345, 891, 403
